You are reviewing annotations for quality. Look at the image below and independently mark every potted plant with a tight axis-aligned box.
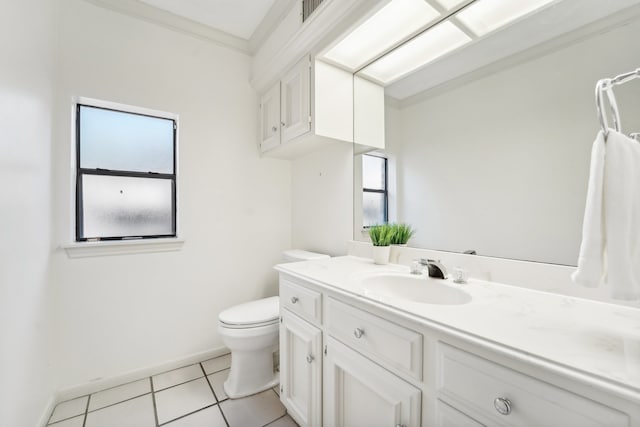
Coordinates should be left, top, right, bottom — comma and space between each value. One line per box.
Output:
390, 223, 415, 245
369, 224, 395, 265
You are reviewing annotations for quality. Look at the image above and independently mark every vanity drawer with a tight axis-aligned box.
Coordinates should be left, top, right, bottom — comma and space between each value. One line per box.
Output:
326, 297, 423, 380
437, 343, 629, 427
280, 278, 322, 325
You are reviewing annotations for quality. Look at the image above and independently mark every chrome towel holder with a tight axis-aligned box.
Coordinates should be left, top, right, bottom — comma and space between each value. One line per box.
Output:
595, 68, 640, 141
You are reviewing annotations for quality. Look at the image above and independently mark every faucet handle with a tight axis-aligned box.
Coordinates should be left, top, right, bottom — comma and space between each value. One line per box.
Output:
410, 259, 425, 275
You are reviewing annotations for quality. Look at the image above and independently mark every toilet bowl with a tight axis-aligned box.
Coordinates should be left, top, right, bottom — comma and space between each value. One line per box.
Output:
218, 296, 280, 399
218, 250, 329, 399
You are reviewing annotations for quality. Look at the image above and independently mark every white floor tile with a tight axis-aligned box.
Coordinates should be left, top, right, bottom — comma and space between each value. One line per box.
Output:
154, 377, 216, 424
49, 396, 88, 423
207, 369, 229, 401
266, 414, 299, 427
85, 394, 155, 427
202, 354, 231, 374
163, 406, 227, 427
89, 378, 151, 411
153, 364, 203, 391
48, 415, 84, 427
220, 389, 285, 427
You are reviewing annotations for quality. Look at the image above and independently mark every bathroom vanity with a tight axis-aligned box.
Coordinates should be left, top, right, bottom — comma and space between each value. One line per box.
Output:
275, 256, 640, 427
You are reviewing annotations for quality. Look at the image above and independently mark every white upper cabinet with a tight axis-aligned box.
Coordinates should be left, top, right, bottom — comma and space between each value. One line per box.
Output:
280, 57, 311, 143
258, 55, 354, 159
259, 82, 281, 152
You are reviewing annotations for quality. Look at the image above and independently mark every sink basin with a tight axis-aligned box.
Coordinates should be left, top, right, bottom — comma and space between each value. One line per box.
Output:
361, 273, 471, 305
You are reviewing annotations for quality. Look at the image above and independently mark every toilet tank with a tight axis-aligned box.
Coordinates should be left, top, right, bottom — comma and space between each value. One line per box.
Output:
282, 249, 329, 263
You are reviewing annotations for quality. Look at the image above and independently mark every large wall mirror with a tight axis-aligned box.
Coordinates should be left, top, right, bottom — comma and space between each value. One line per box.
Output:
351, 1, 640, 265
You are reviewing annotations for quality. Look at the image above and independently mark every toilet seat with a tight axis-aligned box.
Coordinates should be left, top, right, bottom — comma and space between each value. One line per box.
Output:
218, 296, 279, 328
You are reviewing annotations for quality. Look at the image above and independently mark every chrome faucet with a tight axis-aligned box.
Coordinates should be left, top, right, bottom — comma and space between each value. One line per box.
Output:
410, 258, 448, 279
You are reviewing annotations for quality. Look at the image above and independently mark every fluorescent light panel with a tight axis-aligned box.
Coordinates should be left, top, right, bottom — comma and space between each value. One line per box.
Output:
361, 20, 471, 84
432, 0, 467, 10
322, 0, 440, 70
456, 0, 556, 36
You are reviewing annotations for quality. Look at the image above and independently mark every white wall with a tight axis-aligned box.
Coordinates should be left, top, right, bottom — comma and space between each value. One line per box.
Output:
0, 0, 56, 425
292, 143, 353, 256
389, 19, 640, 265
50, 0, 292, 390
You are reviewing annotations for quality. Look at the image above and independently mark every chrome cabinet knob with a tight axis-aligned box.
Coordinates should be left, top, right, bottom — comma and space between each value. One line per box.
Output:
494, 397, 512, 415
271, 126, 277, 132
306, 355, 314, 363
290, 296, 299, 304
354, 328, 365, 339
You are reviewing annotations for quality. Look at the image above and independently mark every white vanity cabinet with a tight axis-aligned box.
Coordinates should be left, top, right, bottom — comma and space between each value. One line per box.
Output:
259, 56, 354, 159
279, 278, 323, 427
277, 270, 638, 427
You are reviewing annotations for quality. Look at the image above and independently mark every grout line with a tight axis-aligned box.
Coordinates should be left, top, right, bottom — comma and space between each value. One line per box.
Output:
86, 391, 153, 414
150, 377, 160, 427
82, 394, 90, 427
263, 413, 291, 427
47, 395, 91, 426
157, 403, 219, 427
152, 375, 205, 393
200, 363, 230, 427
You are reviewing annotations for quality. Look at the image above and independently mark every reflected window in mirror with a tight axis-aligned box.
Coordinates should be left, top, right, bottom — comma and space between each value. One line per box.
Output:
362, 154, 388, 227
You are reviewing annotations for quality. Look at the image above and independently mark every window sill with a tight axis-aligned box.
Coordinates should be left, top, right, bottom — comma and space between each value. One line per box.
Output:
62, 238, 185, 258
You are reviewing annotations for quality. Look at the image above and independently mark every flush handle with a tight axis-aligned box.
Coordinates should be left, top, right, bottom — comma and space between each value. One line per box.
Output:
306, 355, 314, 363
494, 397, 512, 415
290, 296, 299, 304
354, 328, 365, 339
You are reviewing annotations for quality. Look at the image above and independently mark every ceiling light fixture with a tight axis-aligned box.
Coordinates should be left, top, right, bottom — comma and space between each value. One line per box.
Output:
360, 20, 472, 84
322, 0, 440, 71
456, 0, 557, 36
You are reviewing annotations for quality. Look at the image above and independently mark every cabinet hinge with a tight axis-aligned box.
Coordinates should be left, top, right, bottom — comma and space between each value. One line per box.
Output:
324, 345, 327, 355
280, 385, 283, 393
308, 115, 312, 124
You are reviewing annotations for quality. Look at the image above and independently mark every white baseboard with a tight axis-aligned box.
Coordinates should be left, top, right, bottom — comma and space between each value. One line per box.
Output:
44, 345, 229, 423
38, 394, 57, 427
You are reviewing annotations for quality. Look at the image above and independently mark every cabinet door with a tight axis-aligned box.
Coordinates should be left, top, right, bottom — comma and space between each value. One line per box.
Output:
324, 336, 421, 427
280, 56, 311, 143
260, 81, 281, 152
280, 309, 322, 427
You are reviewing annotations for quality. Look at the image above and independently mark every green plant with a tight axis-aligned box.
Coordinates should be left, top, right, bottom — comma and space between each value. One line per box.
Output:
390, 223, 415, 245
369, 224, 395, 246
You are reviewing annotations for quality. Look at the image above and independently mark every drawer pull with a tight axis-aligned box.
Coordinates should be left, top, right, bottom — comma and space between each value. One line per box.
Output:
494, 397, 512, 415
354, 328, 365, 339
306, 355, 314, 363
290, 296, 299, 304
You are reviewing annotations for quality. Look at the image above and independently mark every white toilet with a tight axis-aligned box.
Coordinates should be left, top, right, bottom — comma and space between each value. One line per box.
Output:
218, 249, 329, 398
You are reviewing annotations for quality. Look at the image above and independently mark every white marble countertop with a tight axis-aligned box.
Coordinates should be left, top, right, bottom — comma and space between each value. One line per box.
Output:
275, 256, 640, 399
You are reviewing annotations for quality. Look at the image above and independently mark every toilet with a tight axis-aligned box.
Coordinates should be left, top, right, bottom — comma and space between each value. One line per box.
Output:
218, 249, 329, 398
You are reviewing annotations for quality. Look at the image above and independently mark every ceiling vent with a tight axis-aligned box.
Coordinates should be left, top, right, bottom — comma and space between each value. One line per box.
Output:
302, 0, 325, 22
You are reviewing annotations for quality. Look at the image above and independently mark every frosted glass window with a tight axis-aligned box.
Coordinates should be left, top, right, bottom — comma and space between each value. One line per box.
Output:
79, 105, 174, 173
81, 175, 174, 239
76, 101, 177, 241
362, 154, 388, 227
363, 192, 386, 227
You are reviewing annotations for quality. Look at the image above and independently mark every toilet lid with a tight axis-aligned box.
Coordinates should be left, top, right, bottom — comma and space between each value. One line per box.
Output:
219, 296, 279, 326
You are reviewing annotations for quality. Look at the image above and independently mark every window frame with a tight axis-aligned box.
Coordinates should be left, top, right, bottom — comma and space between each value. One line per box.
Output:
362, 153, 388, 227
74, 99, 178, 242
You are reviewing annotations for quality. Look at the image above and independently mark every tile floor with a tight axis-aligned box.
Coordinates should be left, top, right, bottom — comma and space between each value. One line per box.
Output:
47, 354, 298, 427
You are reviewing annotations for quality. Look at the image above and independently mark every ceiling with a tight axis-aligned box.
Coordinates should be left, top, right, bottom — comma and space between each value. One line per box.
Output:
137, 0, 276, 39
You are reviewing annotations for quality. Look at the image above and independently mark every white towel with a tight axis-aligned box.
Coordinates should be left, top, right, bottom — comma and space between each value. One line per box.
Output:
572, 130, 640, 300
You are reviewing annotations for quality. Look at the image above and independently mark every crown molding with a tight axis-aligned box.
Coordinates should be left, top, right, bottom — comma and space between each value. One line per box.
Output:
249, 0, 297, 54
83, 0, 251, 54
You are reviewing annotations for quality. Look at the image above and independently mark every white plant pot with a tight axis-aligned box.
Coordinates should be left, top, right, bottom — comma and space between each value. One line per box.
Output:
372, 245, 391, 265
